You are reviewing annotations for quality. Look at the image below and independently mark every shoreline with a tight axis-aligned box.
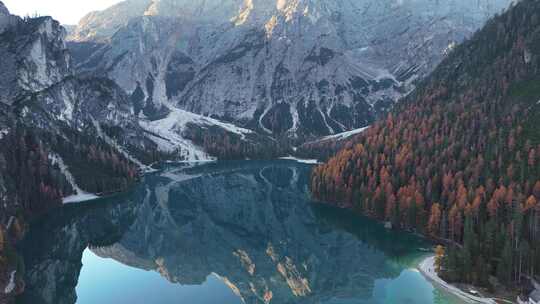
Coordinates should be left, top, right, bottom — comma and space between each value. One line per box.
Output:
417, 256, 511, 304
418, 256, 495, 303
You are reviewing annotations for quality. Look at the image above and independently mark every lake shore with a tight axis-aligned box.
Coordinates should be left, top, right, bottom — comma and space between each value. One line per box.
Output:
417, 256, 500, 304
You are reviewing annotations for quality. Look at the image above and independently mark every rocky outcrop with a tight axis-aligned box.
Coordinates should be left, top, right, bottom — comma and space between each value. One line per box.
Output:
0, 0, 280, 177
0, 1, 18, 34
0, 15, 71, 105
68, 0, 512, 140
68, 0, 152, 42
0, 9, 159, 169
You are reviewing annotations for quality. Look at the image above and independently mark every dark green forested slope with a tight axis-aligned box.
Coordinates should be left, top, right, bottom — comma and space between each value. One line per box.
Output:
312, 0, 540, 291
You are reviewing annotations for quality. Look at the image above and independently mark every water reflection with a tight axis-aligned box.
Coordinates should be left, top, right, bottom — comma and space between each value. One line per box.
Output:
17, 161, 459, 304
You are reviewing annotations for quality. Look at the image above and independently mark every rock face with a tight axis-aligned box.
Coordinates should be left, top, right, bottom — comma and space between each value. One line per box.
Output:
0, 1, 17, 34
0, 15, 71, 105
0, 0, 282, 178
68, 0, 512, 139
0, 10, 160, 165
69, 0, 153, 42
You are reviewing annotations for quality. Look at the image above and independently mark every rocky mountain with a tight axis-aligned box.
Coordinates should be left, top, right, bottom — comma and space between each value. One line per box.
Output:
68, 0, 512, 140
0, 1, 16, 33
0, 3, 155, 187
0, 0, 282, 196
0, 14, 71, 106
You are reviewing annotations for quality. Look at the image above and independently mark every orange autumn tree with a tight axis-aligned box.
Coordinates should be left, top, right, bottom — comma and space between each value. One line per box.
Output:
435, 245, 445, 274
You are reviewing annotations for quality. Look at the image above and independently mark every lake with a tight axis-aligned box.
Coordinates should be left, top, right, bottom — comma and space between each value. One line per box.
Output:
16, 160, 464, 304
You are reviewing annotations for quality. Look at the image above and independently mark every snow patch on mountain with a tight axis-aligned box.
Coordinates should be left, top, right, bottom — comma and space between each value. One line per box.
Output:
279, 156, 319, 164
0, 129, 8, 139
0, 1, 18, 34
3, 271, 16, 294
63, 193, 101, 204
321, 126, 370, 141
49, 153, 99, 204
140, 106, 263, 160
91, 118, 156, 173
139, 108, 212, 160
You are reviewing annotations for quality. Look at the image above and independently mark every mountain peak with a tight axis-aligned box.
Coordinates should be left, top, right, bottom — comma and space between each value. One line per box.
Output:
0, 0, 18, 34
0, 1, 9, 15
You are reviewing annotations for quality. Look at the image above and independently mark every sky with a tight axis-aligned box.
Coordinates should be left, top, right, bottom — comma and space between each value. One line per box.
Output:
3, 0, 124, 25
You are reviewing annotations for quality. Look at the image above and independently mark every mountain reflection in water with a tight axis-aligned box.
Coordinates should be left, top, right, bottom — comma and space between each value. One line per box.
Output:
17, 161, 461, 304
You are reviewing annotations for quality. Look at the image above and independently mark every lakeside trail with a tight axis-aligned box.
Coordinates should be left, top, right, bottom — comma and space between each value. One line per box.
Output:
417, 256, 512, 304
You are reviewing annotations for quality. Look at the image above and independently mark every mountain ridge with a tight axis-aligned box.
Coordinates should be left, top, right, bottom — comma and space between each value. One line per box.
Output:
68, 0, 512, 140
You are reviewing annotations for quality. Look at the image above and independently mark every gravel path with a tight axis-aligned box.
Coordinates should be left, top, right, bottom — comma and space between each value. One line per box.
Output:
418, 256, 498, 304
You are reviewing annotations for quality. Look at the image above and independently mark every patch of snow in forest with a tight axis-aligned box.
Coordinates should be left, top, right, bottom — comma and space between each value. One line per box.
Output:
319, 107, 334, 134
6, 216, 14, 230
258, 105, 273, 134
321, 126, 370, 141
279, 156, 320, 164
91, 119, 153, 172
49, 154, 99, 204
63, 193, 100, 204
0, 129, 8, 139
4, 271, 16, 294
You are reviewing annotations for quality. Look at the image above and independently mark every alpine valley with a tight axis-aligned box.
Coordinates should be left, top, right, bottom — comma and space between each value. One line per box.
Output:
1, 0, 535, 303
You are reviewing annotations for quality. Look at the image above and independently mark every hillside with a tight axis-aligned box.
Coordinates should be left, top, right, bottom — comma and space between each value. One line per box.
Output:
312, 0, 540, 292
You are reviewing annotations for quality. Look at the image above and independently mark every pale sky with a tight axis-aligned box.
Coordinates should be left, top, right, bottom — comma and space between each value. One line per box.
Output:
3, 0, 124, 25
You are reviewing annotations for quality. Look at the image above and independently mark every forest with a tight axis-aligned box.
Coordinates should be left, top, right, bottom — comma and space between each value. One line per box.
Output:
182, 122, 286, 160
49, 127, 140, 195
295, 135, 361, 162
0, 125, 69, 289
311, 0, 540, 291
0, 126, 69, 217
0, 121, 141, 220
0, 121, 142, 290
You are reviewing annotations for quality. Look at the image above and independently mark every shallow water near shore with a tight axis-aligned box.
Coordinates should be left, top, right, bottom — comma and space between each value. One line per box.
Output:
18, 160, 465, 304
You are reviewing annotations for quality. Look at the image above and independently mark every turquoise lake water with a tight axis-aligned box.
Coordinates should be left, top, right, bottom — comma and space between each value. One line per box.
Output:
18, 161, 465, 304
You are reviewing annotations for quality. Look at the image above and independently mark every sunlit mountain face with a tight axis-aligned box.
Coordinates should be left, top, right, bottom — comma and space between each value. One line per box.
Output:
67, 0, 512, 140
17, 161, 461, 304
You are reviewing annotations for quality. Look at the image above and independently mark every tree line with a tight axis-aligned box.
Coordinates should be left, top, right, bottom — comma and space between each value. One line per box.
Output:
183, 122, 286, 160
46, 126, 140, 195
